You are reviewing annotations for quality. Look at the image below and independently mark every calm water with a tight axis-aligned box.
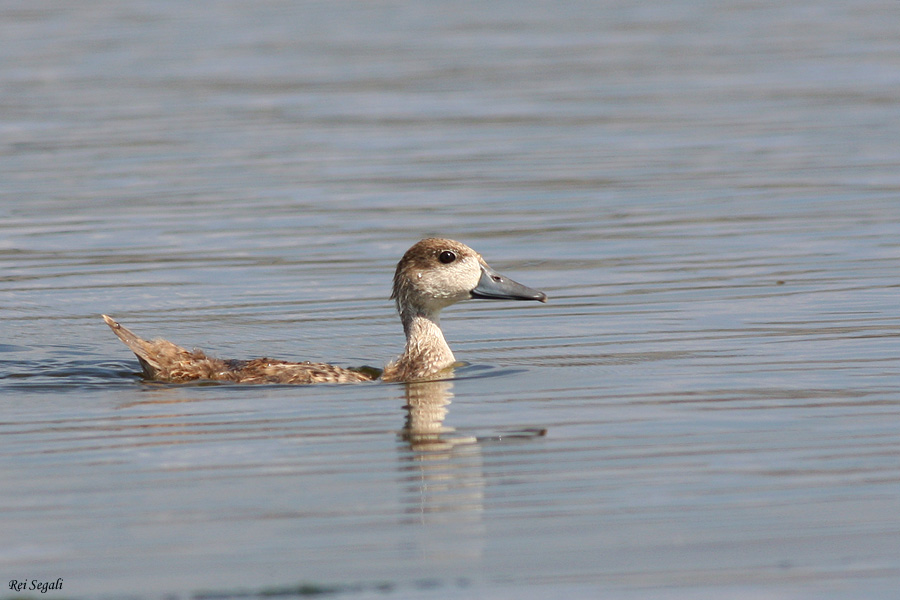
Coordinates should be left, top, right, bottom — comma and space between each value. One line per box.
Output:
2, 1, 900, 598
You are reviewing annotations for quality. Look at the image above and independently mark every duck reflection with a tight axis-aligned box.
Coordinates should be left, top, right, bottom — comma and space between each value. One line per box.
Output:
397, 378, 545, 562
397, 379, 485, 562
400, 379, 475, 451
399, 377, 548, 450
399, 381, 483, 521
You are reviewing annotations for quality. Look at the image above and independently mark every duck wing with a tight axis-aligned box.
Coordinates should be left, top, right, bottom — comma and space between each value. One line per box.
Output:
102, 315, 376, 384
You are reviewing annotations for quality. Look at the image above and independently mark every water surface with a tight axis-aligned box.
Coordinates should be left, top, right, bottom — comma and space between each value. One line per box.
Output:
2, 1, 899, 598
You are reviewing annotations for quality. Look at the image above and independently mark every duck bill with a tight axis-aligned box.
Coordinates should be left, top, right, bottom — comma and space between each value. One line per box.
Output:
470, 265, 547, 302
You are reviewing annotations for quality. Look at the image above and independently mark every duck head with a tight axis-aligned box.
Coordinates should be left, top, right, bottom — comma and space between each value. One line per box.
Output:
391, 238, 547, 319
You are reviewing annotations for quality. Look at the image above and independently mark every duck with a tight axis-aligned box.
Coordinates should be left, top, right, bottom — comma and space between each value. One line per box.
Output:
103, 238, 547, 384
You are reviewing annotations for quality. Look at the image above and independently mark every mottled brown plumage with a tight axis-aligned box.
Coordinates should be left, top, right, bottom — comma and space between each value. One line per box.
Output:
102, 315, 373, 384
103, 238, 546, 384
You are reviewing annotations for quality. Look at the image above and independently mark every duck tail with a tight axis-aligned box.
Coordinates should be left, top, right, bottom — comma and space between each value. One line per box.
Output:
102, 314, 176, 379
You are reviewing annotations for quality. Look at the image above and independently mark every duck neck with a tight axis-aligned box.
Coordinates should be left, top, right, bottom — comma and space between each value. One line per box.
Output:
386, 309, 455, 382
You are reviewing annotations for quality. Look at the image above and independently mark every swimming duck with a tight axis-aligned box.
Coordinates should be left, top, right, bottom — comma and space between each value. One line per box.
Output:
103, 238, 546, 384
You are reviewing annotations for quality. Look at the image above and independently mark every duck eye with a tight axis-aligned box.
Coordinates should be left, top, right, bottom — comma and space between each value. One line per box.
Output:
438, 250, 457, 264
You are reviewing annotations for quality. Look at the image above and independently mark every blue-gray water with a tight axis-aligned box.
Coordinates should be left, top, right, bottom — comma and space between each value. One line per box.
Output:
2, 1, 899, 598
